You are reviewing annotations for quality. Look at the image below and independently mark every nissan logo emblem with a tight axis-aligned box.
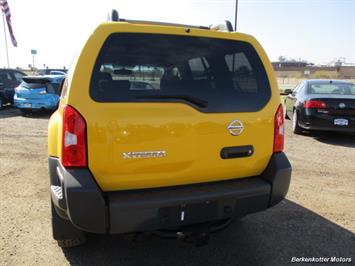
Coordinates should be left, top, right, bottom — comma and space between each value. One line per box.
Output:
339, 103, 346, 109
227, 120, 244, 136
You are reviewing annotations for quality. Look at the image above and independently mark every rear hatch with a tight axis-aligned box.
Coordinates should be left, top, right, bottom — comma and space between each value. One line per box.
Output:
306, 82, 355, 129
314, 97, 355, 116
16, 77, 61, 99
307, 82, 355, 116
79, 32, 276, 191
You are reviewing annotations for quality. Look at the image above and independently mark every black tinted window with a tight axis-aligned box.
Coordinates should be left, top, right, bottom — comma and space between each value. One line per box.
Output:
0, 72, 13, 82
188, 57, 210, 81
307, 83, 355, 95
21, 82, 47, 89
47, 83, 61, 94
13, 72, 25, 82
90, 33, 271, 113
21, 81, 61, 94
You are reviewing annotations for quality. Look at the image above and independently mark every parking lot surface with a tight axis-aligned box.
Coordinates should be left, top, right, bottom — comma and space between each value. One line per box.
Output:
0, 107, 354, 266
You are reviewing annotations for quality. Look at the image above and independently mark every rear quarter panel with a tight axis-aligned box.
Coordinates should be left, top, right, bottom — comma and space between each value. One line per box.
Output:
48, 109, 63, 157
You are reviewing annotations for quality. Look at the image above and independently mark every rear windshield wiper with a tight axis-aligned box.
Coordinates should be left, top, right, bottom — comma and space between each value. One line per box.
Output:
136, 95, 208, 108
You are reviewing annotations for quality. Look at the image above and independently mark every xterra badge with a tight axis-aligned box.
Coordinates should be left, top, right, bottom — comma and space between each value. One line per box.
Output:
122, 151, 167, 159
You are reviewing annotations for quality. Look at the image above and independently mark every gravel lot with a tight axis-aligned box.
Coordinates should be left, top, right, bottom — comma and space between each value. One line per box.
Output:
0, 107, 354, 266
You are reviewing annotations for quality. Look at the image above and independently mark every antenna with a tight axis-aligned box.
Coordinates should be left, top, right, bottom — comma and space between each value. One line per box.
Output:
234, 0, 238, 31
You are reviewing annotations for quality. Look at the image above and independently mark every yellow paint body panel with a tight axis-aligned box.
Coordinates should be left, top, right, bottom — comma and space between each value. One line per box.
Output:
48, 22, 280, 191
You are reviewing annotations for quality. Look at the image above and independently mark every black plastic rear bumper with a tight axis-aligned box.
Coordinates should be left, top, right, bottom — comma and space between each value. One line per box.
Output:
49, 152, 291, 234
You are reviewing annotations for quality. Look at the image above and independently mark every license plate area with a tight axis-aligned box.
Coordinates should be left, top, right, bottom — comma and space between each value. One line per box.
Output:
159, 201, 218, 227
334, 118, 348, 126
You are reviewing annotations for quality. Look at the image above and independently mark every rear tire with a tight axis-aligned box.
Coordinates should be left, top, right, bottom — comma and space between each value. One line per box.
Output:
20, 109, 32, 115
292, 110, 302, 134
51, 201, 86, 248
57, 239, 85, 248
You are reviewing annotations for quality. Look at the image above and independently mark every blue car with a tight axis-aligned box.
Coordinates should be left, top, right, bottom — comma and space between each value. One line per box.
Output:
14, 75, 65, 113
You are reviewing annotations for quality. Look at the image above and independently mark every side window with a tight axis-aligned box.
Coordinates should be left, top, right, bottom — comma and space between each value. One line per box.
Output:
188, 57, 208, 80
13, 72, 25, 82
47, 83, 56, 94
293, 83, 303, 94
111, 65, 165, 90
350, 85, 355, 94
0, 72, 13, 83
298, 84, 305, 94
225, 53, 258, 93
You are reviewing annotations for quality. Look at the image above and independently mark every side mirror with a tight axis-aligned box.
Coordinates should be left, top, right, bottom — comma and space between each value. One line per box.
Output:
283, 89, 292, 95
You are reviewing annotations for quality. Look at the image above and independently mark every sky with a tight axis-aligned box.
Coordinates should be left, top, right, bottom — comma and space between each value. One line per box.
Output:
1, 0, 354, 69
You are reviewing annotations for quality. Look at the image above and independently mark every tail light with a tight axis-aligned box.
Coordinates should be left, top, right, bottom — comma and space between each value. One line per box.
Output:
61, 105, 87, 167
304, 100, 327, 109
273, 104, 284, 153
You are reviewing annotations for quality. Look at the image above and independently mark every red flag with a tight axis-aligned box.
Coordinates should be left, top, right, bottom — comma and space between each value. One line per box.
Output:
0, 0, 17, 47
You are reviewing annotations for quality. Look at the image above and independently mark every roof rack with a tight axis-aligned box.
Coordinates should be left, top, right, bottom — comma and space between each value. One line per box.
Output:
119, 19, 210, 30
107, 9, 234, 32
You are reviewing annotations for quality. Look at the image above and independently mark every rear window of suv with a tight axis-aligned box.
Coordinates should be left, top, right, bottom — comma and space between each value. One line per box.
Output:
90, 33, 271, 113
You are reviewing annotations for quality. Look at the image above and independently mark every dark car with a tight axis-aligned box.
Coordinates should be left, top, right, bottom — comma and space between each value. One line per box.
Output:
284, 79, 355, 134
0, 69, 27, 109
36, 69, 68, 76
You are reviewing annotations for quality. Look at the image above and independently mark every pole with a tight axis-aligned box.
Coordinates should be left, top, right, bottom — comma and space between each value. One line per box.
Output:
32, 55, 35, 69
2, 12, 10, 68
234, 0, 238, 31
232, 0, 239, 75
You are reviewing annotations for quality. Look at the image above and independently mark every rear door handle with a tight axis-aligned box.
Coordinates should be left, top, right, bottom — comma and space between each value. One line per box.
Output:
220, 145, 254, 159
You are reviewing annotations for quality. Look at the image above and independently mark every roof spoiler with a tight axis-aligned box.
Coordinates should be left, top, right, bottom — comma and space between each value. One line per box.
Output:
23, 76, 52, 83
107, 9, 235, 32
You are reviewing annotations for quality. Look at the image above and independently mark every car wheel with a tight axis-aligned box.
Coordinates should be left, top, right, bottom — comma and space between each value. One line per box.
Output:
292, 110, 302, 134
20, 109, 31, 115
51, 201, 86, 248
57, 239, 85, 248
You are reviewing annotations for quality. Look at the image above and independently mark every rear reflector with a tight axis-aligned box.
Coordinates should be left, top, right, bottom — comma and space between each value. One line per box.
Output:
61, 105, 87, 167
273, 104, 284, 153
304, 100, 327, 109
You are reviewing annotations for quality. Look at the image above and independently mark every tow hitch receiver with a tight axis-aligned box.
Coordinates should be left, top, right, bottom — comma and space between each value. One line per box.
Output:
177, 230, 210, 247
154, 218, 233, 247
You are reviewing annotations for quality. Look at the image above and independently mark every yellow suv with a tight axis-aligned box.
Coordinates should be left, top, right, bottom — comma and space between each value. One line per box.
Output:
48, 13, 291, 247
